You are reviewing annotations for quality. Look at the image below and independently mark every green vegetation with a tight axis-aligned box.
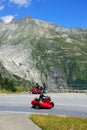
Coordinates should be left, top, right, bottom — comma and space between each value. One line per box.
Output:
0, 77, 17, 92
0, 75, 33, 93
31, 37, 87, 90
29, 114, 87, 130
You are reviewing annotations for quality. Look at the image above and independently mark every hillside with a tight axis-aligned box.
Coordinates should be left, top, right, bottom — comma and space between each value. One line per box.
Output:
0, 16, 87, 91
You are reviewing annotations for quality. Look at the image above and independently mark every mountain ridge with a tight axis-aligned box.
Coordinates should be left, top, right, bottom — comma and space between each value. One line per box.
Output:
0, 16, 87, 91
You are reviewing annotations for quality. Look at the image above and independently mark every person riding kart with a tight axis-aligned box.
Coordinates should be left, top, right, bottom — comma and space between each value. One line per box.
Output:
34, 83, 40, 93
39, 93, 46, 101
31, 93, 54, 109
42, 82, 47, 93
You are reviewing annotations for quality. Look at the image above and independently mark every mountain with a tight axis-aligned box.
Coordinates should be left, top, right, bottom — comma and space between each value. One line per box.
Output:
0, 16, 87, 91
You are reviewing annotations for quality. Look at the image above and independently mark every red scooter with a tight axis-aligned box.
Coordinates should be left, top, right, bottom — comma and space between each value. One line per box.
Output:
31, 94, 54, 109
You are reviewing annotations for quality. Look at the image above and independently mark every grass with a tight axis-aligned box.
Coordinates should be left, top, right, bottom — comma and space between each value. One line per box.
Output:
0, 89, 13, 94
29, 114, 87, 130
0, 89, 21, 94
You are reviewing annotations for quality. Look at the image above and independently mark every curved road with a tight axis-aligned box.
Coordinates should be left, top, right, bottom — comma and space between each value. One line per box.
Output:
0, 93, 87, 117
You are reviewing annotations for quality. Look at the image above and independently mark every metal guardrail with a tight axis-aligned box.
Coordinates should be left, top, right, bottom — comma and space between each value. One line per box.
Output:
48, 89, 87, 93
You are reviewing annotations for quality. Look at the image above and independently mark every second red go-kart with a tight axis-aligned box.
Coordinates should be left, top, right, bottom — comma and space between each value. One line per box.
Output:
29, 86, 43, 94
31, 95, 54, 109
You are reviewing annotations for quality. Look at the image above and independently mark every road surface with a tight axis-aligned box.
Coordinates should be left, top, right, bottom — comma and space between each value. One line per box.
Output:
0, 93, 87, 117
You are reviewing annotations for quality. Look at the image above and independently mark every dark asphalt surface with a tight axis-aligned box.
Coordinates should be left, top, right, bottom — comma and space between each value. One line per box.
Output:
0, 93, 87, 117
0, 93, 87, 130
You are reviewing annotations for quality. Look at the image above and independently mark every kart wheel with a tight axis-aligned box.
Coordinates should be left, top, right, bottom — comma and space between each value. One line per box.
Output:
34, 104, 40, 109
50, 102, 54, 107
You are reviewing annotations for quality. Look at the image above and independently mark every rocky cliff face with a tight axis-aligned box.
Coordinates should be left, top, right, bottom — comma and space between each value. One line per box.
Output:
0, 16, 87, 91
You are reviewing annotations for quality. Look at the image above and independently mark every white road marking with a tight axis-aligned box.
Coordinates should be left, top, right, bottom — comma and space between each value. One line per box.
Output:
0, 101, 87, 108
57, 103, 87, 108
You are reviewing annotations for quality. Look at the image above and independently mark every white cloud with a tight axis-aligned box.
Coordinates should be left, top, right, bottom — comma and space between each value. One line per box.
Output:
0, 15, 14, 23
0, 0, 5, 10
10, 0, 31, 7
0, 5, 4, 10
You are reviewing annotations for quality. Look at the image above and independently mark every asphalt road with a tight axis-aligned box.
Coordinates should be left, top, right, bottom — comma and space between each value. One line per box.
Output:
0, 93, 87, 117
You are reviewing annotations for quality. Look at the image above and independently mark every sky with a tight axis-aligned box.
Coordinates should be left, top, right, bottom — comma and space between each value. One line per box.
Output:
0, 0, 87, 28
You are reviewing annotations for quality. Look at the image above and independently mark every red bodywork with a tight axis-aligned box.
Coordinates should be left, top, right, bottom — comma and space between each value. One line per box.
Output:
31, 96, 54, 109
29, 87, 43, 94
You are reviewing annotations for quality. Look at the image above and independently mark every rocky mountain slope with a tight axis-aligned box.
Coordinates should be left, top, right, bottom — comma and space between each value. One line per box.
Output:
0, 16, 87, 91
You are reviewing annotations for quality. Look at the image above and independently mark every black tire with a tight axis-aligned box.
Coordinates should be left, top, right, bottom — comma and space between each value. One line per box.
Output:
50, 102, 54, 107
34, 104, 40, 109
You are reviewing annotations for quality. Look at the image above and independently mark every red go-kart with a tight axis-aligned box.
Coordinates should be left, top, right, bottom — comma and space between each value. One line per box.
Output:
29, 86, 43, 94
31, 95, 54, 109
